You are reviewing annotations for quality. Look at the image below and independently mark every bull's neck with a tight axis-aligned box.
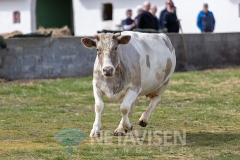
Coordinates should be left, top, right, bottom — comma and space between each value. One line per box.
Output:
114, 60, 126, 80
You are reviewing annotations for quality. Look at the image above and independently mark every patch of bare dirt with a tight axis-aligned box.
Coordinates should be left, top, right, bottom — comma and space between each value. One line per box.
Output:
203, 66, 240, 74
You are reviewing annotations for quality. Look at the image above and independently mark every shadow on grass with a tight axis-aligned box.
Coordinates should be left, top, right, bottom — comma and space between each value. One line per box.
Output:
186, 132, 240, 147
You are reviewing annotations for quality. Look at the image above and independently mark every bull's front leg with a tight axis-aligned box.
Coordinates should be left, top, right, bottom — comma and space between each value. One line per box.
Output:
114, 89, 138, 136
90, 83, 104, 137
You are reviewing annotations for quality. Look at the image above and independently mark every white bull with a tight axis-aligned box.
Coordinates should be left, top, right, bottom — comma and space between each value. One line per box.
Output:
81, 31, 176, 137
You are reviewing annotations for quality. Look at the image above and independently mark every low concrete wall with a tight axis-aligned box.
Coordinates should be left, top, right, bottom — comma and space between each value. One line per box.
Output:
0, 37, 95, 80
170, 33, 240, 70
0, 33, 240, 80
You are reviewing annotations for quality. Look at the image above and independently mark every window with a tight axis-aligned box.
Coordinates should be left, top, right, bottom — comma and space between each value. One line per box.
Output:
102, 3, 113, 21
13, 11, 20, 23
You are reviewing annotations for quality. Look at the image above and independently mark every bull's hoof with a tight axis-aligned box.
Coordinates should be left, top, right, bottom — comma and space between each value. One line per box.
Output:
125, 125, 133, 133
113, 131, 125, 136
114, 125, 133, 136
90, 131, 100, 138
138, 120, 148, 127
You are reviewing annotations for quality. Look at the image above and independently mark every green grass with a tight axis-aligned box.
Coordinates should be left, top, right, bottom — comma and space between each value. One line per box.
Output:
0, 68, 240, 159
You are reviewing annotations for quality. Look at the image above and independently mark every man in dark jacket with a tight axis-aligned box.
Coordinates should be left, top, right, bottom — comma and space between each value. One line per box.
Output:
150, 5, 159, 30
137, 1, 157, 30
163, 2, 179, 33
197, 3, 215, 32
134, 5, 143, 27
159, 0, 176, 30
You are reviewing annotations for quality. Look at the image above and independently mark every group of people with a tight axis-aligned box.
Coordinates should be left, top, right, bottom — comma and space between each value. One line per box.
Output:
122, 0, 179, 33
122, 2, 157, 31
122, 1, 215, 33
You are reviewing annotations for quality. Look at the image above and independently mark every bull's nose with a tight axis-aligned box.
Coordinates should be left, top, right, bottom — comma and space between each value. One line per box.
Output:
103, 66, 114, 77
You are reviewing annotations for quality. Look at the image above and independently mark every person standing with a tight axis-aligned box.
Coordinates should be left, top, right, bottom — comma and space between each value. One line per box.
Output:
163, 2, 179, 33
134, 5, 143, 28
122, 9, 135, 31
197, 3, 215, 33
137, 1, 156, 30
159, 0, 176, 30
150, 5, 159, 30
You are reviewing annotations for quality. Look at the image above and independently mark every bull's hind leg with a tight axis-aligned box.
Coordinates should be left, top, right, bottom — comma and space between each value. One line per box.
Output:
138, 80, 169, 127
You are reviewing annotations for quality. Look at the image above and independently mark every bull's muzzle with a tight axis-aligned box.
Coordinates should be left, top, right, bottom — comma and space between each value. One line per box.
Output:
103, 66, 114, 77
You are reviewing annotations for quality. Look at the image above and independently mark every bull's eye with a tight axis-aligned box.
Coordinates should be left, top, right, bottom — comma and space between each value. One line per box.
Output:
96, 48, 99, 52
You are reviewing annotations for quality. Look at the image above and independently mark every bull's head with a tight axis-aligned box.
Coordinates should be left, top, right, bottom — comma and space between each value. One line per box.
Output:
81, 33, 131, 77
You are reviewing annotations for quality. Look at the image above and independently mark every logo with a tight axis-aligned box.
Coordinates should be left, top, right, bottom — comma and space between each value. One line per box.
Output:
54, 128, 86, 153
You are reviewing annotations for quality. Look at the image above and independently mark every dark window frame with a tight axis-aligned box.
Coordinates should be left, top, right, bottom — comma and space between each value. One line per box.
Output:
13, 11, 21, 23
102, 3, 113, 21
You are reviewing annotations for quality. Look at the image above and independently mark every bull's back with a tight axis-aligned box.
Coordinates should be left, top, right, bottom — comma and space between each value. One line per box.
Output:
120, 31, 176, 96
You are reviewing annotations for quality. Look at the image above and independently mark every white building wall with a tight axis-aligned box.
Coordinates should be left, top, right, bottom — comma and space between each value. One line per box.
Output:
174, 0, 240, 33
30, 0, 37, 32
0, 0, 32, 34
73, 0, 240, 36
0, 0, 239, 36
73, 0, 165, 36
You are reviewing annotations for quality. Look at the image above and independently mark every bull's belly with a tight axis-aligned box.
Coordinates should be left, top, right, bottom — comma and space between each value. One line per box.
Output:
98, 71, 172, 101
138, 70, 165, 96
96, 66, 167, 100
137, 51, 174, 96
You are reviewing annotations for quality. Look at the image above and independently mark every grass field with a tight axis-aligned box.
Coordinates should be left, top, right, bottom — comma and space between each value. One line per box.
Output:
0, 68, 240, 160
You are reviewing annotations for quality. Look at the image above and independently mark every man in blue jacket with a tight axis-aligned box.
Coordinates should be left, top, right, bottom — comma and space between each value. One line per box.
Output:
197, 3, 215, 32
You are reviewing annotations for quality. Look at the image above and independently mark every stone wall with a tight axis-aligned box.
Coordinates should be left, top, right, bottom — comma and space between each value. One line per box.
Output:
0, 33, 239, 80
170, 33, 240, 70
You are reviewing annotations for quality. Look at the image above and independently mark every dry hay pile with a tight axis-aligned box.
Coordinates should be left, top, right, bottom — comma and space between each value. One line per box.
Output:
36, 25, 72, 36
0, 30, 22, 39
0, 26, 72, 39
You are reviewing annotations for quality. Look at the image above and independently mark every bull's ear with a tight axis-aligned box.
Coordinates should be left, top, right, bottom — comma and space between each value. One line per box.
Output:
81, 38, 96, 48
119, 35, 131, 44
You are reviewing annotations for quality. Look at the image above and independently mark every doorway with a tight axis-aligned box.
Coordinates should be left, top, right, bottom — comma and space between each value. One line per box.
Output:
36, 0, 74, 34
